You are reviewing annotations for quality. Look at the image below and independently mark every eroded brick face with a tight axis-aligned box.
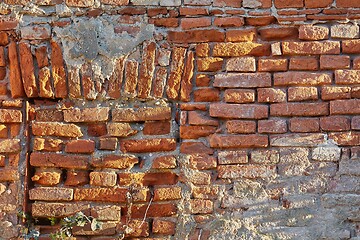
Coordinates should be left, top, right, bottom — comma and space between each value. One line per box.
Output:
0, 1, 360, 240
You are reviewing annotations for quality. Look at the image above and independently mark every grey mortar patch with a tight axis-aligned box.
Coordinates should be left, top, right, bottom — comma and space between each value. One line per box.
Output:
54, 16, 155, 79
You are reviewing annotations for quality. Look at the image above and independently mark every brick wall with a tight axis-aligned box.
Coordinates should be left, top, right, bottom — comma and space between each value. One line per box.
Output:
0, 0, 360, 239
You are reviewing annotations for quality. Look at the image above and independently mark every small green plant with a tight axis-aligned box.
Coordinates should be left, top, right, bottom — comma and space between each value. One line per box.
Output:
18, 211, 40, 240
50, 212, 102, 240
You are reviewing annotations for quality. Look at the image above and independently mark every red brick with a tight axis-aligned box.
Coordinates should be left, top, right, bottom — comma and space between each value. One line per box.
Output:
29, 187, 73, 201
354, 57, 360, 69
330, 99, 360, 115
19, 42, 38, 97
180, 142, 213, 154
30, 152, 89, 169
210, 103, 268, 119
213, 0, 241, 7
352, 87, 360, 98
152, 155, 177, 169
36, 109, 63, 122
0, 109, 22, 123
107, 123, 137, 137
123, 59, 138, 96
288, 87, 318, 101
214, 17, 244, 27
181, 17, 211, 29
168, 30, 225, 43
138, 41, 156, 99
209, 134, 268, 148
274, 0, 303, 8
274, 72, 331, 86
81, 63, 97, 100
305, 0, 332, 7
337, 0, 360, 7
144, 121, 171, 135
335, 70, 360, 85
192, 186, 219, 200
320, 116, 350, 131
189, 154, 217, 170
224, 89, 255, 103
342, 40, 360, 53
180, 126, 217, 139
320, 55, 350, 70
8, 42, 25, 98
289, 57, 318, 70
153, 67, 167, 98
197, 57, 223, 72
64, 170, 89, 186
180, 51, 195, 102
258, 27, 298, 40
258, 88, 286, 103
89, 171, 117, 187
50, 41, 67, 98
179, 7, 209, 16
108, 57, 125, 99
0, 168, 19, 181
120, 138, 176, 153
290, 118, 320, 132
74, 187, 130, 202
118, 172, 178, 186
152, 219, 176, 235
33, 138, 62, 152
213, 42, 270, 57
329, 132, 360, 146
180, 103, 207, 111
188, 111, 218, 126
352, 116, 360, 130
258, 59, 288, 72
65, 140, 95, 154
245, 16, 276, 26
218, 165, 276, 178
65, 0, 94, 7
87, 124, 107, 137
189, 199, 213, 214
321, 86, 351, 100
0, 33, 9, 46
226, 120, 256, 134
218, 150, 248, 164
226, 28, 257, 42
0, 17, 18, 30
112, 107, 171, 122
32, 122, 83, 138
258, 119, 287, 133
32, 168, 62, 186
147, 7, 167, 17
99, 138, 117, 150
100, 0, 128, 4
194, 88, 220, 102
282, 41, 340, 55
0, 155, 4, 167
0, 47, 5, 67
214, 73, 271, 88
166, 47, 186, 100
38, 67, 53, 98
67, 66, 81, 99
195, 44, 210, 57
271, 103, 329, 116
91, 154, 139, 169
128, 203, 177, 218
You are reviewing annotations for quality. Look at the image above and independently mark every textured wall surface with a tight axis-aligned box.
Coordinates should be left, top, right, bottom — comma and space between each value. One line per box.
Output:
0, 0, 360, 239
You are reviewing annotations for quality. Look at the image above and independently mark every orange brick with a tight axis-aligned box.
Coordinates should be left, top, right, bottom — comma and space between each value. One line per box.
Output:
214, 17, 244, 27
289, 118, 320, 132
289, 57, 318, 70
320, 55, 350, 69
226, 28, 257, 42
226, 120, 256, 134
65, 140, 95, 154
181, 17, 211, 29
258, 59, 288, 72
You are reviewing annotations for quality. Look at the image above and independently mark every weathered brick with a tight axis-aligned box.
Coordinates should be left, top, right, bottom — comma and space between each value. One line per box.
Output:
38, 67, 53, 98
87, 124, 107, 137
180, 142, 213, 154
218, 150, 248, 164
33, 138, 62, 152
245, 16, 276, 26
50, 41, 67, 98
29, 187, 73, 201
89, 171, 117, 187
305, 0, 332, 8
64, 107, 109, 122
258, 27, 298, 40
214, 17, 244, 27
32, 122, 83, 137
331, 24, 359, 39
180, 51, 195, 102
152, 155, 177, 169
20, 25, 51, 40
19, 42, 38, 97
168, 30, 225, 43
226, 28, 257, 42
335, 70, 360, 85
166, 47, 186, 100
251, 150, 279, 164
321, 86, 351, 100
31, 168, 62, 186
107, 123, 137, 137
128, 203, 177, 218
91, 154, 138, 169
152, 219, 176, 235
289, 57, 318, 70
282, 41, 340, 55
214, 73, 271, 88
65, 140, 95, 154
189, 199, 213, 214
99, 137, 118, 150
74, 187, 134, 202
30, 152, 89, 169
118, 172, 178, 186
108, 57, 126, 99
90, 205, 121, 221
288, 87, 318, 101
180, 126, 216, 139
329, 132, 359, 146
195, 43, 210, 57
342, 40, 360, 54
209, 134, 268, 148
213, 42, 270, 57
299, 25, 329, 40
181, 17, 211, 30
330, 99, 360, 115
197, 57, 223, 72
258, 88, 286, 103
275, 0, 303, 8
258, 119, 287, 133
0, 168, 19, 181
32, 202, 90, 217
189, 154, 217, 169
144, 121, 171, 135
0, 109, 22, 123
179, 7, 209, 16
226, 120, 256, 134
192, 186, 219, 199
120, 138, 176, 153
8, 42, 25, 98
0, 33, 8, 46
210, 103, 268, 119
270, 133, 327, 147
274, 72, 331, 86
0, 139, 20, 153
271, 103, 329, 116
320, 116, 350, 131
65, 0, 94, 7
65, 170, 89, 186
226, 57, 255, 72
154, 186, 182, 201
224, 89, 255, 103
193, 88, 220, 102
289, 118, 320, 132
218, 165, 276, 179
258, 59, 288, 72
320, 55, 350, 70
153, 66, 167, 98
337, 0, 360, 7
101, 0, 128, 5
138, 41, 156, 99
112, 107, 171, 122
188, 111, 218, 126
352, 116, 360, 130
